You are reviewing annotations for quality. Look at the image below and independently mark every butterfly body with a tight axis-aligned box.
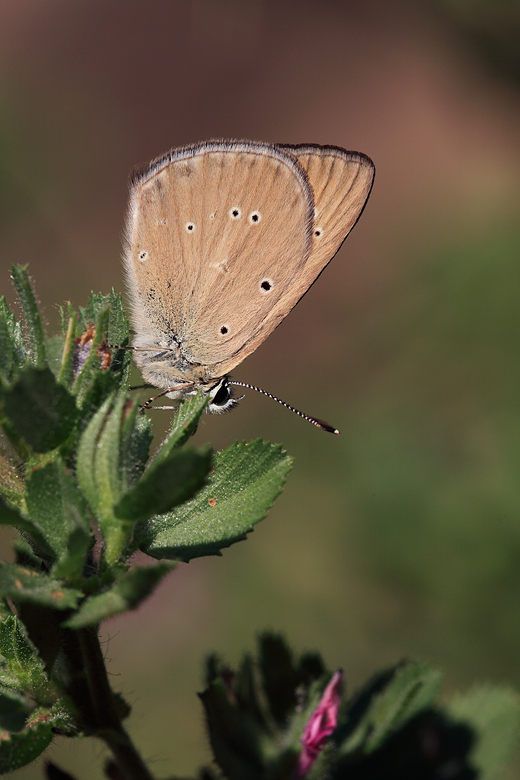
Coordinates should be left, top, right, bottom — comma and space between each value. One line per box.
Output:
123, 140, 374, 418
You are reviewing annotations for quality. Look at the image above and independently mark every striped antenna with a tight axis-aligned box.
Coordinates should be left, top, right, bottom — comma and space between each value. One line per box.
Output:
106, 344, 339, 432
229, 381, 339, 435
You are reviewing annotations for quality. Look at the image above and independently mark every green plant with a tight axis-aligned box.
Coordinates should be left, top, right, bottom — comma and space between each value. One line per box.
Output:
0, 267, 517, 779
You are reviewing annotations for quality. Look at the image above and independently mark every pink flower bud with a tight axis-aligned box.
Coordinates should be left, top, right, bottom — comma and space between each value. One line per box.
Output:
297, 670, 343, 776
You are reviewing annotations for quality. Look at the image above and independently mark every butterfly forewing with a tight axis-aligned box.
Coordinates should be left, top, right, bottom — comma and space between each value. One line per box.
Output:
125, 141, 314, 375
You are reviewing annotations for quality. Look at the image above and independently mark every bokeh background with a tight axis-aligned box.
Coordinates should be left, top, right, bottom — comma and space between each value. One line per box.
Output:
2, 0, 520, 777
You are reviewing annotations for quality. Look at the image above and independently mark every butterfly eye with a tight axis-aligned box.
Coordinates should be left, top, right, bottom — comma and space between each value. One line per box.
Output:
229, 207, 241, 219
138, 251, 148, 262
220, 325, 229, 335
185, 222, 195, 232
314, 227, 323, 238
211, 382, 231, 407
249, 211, 261, 224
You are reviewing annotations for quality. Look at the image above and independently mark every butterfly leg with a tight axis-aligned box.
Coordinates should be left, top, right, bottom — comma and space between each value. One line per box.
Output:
139, 383, 195, 413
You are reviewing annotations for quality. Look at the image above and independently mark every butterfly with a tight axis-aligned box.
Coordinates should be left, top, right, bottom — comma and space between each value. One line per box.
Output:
123, 140, 374, 433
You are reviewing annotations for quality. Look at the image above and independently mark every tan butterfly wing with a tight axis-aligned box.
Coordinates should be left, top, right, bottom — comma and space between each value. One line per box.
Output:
124, 141, 374, 383
275, 143, 375, 305
210, 144, 375, 376
124, 141, 314, 380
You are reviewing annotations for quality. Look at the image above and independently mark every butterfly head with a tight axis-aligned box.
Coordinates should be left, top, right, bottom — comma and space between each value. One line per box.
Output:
206, 377, 240, 414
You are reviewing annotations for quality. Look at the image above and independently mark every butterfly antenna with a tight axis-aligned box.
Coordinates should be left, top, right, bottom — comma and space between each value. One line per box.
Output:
229, 381, 339, 435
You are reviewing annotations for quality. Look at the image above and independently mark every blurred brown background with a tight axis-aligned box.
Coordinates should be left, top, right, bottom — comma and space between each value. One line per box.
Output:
1, 0, 520, 777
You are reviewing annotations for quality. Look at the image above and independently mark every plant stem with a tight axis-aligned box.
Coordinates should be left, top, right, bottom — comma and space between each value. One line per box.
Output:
74, 626, 155, 780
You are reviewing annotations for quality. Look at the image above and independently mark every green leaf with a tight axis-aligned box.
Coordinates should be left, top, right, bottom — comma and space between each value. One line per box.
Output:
365, 662, 442, 753
153, 391, 209, 454
76, 392, 143, 563
118, 401, 153, 491
78, 290, 131, 385
76, 393, 113, 514
234, 654, 270, 734
1, 367, 77, 452
0, 498, 55, 560
0, 449, 24, 505
0, 687, 31, 732
78, 291, 120, 335
58, 302, 75, 338
199, 678, 266, 780
10, 266, 46, 369
0, 706, 56, 773
57, 314, 78, 389
0, 616, 56, 703
136, 439, 293, 561
0, 307, 14, 383
0, 298, 25, 379
25, 458, 93, 569
447, 685, 520, 780
13, 604, 63, 681
115, 445, 212, 523
44, 334, 68, 380
87, 393, 132, 562
75, 366, 120, 437
12, 539, 45, 571
113, 392, 210, 524
107, 290, 132, 384
338, 661, 442, 757
87, 391, 126, 510
63, 561, 176, 628
78, 292, 108, 329
258, 634, 299, 727
52, 526, 93, 580
5, 528, 52, 578
0, 563, 82, 611
0, 600, 13, 623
